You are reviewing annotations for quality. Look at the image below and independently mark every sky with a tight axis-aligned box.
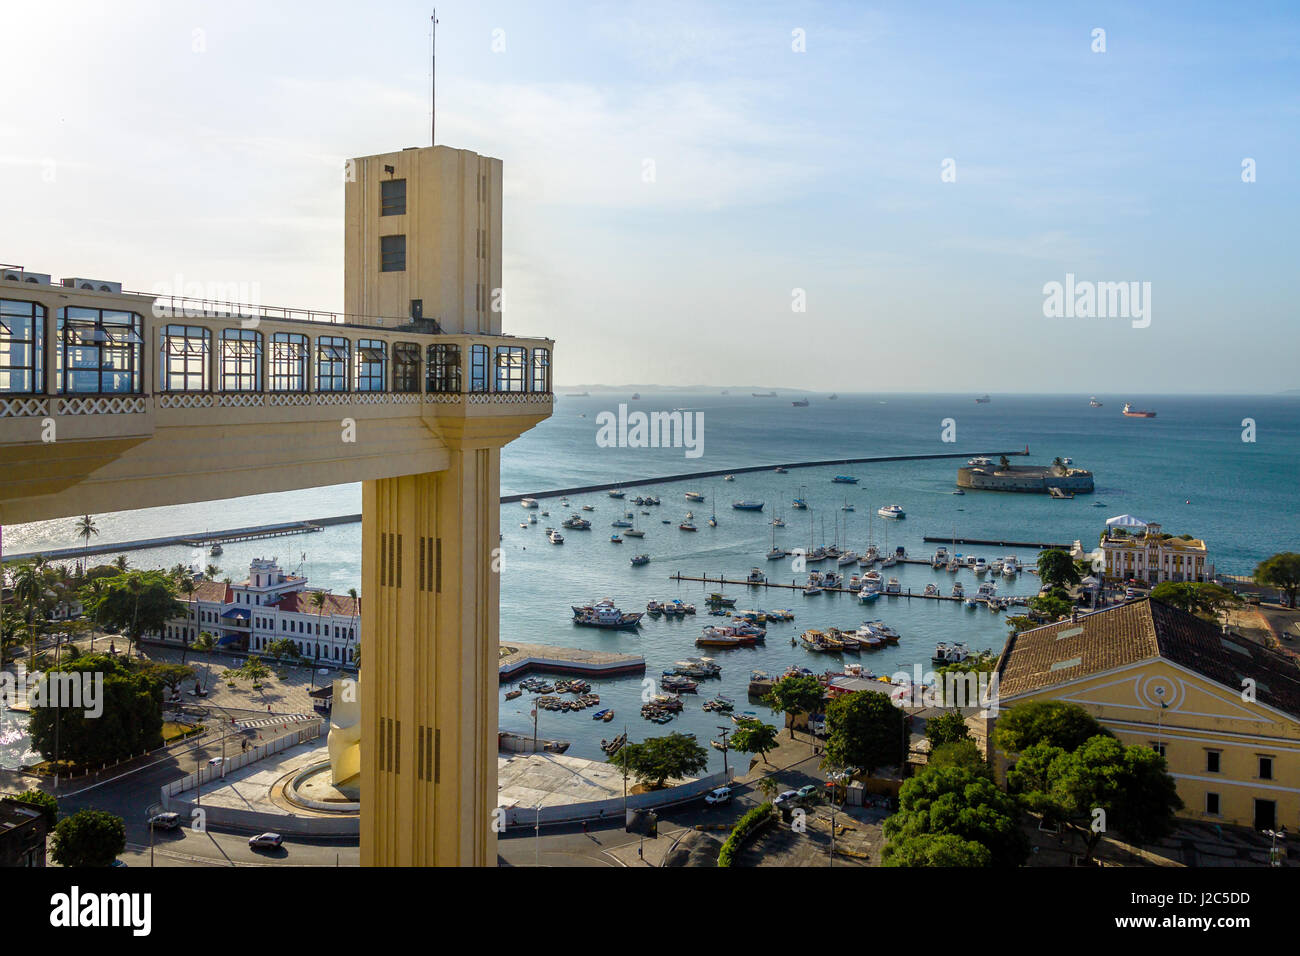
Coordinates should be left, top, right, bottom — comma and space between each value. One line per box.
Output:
2, 0, 1297, 392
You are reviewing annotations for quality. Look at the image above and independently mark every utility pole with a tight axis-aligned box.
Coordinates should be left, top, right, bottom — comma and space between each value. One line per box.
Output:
715, 726, 731, 778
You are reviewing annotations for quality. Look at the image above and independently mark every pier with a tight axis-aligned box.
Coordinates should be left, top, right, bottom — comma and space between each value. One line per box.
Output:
499, 643, 647, 681
922, 535, 1071, 550
670, 572, 971, 602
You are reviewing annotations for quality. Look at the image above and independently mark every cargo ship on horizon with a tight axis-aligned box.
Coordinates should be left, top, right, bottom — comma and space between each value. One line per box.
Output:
1122, 402, 1157, 418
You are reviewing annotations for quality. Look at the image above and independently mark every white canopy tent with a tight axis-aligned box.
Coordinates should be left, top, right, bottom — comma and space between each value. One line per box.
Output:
1105, 514, 1149, 529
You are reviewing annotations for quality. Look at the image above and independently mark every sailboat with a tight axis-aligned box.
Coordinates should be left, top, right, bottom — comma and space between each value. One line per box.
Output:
624, 509, 645, 538
766, 520, 784, 560
708, 483, 718, 527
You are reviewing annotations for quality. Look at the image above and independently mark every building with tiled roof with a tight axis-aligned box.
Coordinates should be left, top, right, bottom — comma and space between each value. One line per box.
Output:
995, 598, 1300, 831
1099, 521, 1212, 585
157, 557, 359, 665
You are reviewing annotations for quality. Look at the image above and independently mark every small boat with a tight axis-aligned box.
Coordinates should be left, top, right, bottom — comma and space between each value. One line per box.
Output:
1090, 396, 1103, 408
924, 583, 940, 597
932, 547, 949, 568
766, 546, 785, 560
611, 517, 632, 528
975, 395, 991, 404
884, 577, 901, 595
209, 542, 223, 556
679, 519, 698, 531
608, 490, 625, 499
610, 534, 623, 543
857, 584, 881, 603
732, 500, 765, 511
548, 529, 565, 544
624, 528, 645, 538
505, 689, 522, 700
684, 491, 706, 501
832, 475, 859, 484
837, 550, 858, 566
774, 466, 788, 474
951, 582, 965, 598
528, 513, 538, 524
521, 498, 539, 509
706, 592, 738, 607
723, 474, 735, 481
965, 598, 978, 608
974, 557, 989, 575
1002, 555, 1019, 576
803, 584, 823, 596
746, 568, 767, 585
631, 554, 650, 566
791, 497, 807, 509
932, 641, 971, 665
581, 504, 595, 512
877, 504, 905, 520
571, 600, 643, 629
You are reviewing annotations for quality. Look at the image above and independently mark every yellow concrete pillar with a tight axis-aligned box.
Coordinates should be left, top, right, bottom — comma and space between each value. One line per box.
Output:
359, 444, 501, 866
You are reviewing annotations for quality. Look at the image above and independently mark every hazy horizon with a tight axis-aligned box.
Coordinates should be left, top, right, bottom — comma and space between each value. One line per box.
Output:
5, 1, 1297, 393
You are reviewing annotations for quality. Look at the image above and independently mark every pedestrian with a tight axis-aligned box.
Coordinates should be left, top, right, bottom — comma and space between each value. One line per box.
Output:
582, 820, 588, 835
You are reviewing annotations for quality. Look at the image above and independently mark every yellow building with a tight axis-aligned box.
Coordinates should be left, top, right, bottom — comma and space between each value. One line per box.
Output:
995, 599, 1300, 831
0, 143, 552, 865
1100, 521, 1212, 585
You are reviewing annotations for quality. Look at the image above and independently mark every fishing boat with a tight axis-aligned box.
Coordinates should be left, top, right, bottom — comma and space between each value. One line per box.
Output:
884, 577, 901, 595
684, 491, 706, 501
521, 498, 539, 509
631, 554, 650, 566
975, 395, 991, 404
932, 546, 949, 568
791, 399, 810, 407
951, 582, 965, 598
800, 630, 833, 652
732, 500, 765, 511
771, 516, 785, 527
679, 518, 698, 531
746, 568, 767, 585
608, 490, 625, 499
723, 474, 735, 481
505, 689, 522, 700
592, 708, 612, 721
571, 600, 643, 629
1089, 396, 1103, 408
548, 529, 565, 544
1122, 402, 1156, 418
562, 514, 591, 529
706, 592, 738, 608
660, 674, 699, 693
610, 534, 623, 543
581, 504, 595, 512
601, 733, 628, 755
832, 475, 859, 484
696, 629, 763, 648
209, 542, 223, 556
861, 620, 900, 643
853, 625, 886, 649
877, 504, 905, 520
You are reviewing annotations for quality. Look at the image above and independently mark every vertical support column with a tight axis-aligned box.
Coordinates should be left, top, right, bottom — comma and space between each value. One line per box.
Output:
359, 444, 501, 866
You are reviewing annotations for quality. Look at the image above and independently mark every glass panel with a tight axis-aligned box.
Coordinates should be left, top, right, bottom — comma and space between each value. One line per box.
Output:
393, 342, 420, 392
0, 299, 44, 393
57, 308, 143, 394
494, 346, 525, 392
427, 344, 461, 393
270, 332, 309, 392
221, 328, 263, 392
161, 325, 212, 392
531, 347, 550, 394
469, 344, 488, 392
317, 336, 349, 391
355, 339, 386, 392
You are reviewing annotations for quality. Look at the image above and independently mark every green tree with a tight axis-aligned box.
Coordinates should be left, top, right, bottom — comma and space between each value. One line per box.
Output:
309, 590, 327, 660
762, 674, 825, 738
79, 570, 183, 658
728, 720, 780, 765
1037, 549, 1082, 590
10, 559, 49, 669
925, 710, 971, 748
1028, 593, 1072, 622
137, 661, 196, 697
994, 700, 1112, 755
928, 739, 991, 777
823, 690, 906, 775
1149, 581, 1239, 617
10, 789, 58, 827
50, 809, 126, 867
883, 765, 1028, 867
882, 831, 992, 867
1255, 553, 1300, 607
608, 732, 709, 790
28, 653, 164, 767
73, 515, 98, 575
176, 574, 196, 663
1010, 735, 1182, 862
237, 655, 272, 687
264, 638, 302, 661
755, 775, 782, 802
112, 555, 128, 572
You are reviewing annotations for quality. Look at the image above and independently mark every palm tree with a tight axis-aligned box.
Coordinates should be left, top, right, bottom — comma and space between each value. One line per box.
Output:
178, 575, 197, 663
309, 590, 327, 663
74, 516, 98, 575
11, 561, 48, 669
342, 587, 359, 668
112, 554, 128, 572
204, 563, 220, 580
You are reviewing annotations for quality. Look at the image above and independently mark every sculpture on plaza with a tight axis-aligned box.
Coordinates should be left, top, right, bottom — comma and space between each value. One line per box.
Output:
327, 677, 360, 786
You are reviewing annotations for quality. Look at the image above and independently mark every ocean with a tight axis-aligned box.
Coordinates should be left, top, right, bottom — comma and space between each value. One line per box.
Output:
6, 392, 1298, 771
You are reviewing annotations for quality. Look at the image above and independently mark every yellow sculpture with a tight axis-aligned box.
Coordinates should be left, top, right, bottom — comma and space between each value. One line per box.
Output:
328, 677, 360, 786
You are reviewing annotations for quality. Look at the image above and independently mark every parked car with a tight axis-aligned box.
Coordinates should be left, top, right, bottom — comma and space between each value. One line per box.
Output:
248, 832, 283, 850
703, 786, 733, 806
795, 784, 819, 804
148, 812, 181, 831
772, 789, 799, 809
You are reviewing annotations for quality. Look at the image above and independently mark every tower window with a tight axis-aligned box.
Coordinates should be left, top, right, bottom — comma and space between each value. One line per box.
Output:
381, 235, 406, 272
381, 178, 406, 216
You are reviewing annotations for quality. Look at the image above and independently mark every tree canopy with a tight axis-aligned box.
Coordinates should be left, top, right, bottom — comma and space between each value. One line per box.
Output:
1254, 552, 1300, 608
28, 653, 164, 767
728, 720, 780, 765
762, 674, 825, 738
993, 700, 1112, 755
925, 710, 971, 748
608, 732, 709, 790
1036, 550, 1082, 590
882, 765, 1028, 867
822, 690, 906, 774
882, 830, 993, 867
50, 809, 126, 867
1149, 581, 1239, 617
79, 570, 183, 655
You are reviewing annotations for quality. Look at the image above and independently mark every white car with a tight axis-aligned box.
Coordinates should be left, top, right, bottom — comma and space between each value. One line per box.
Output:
772, 789, 799, 809
703, 786, 733, 806
249, 832, 283, 849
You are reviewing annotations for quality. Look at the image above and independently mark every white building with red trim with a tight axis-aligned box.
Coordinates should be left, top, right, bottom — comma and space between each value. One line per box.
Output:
160, 557, 359, 664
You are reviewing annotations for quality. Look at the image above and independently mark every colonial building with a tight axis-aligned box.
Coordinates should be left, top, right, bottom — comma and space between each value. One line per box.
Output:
159, 557, 359, 664
1100, 522, 1212, 585
995, 598, 1300, 831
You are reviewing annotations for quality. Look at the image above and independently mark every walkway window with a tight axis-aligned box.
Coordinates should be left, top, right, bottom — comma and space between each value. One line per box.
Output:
381, 179, 406, 216
393, 342, 420, 392
355, 339, 387, 392
220, 328, 263, 392
427, 344, 461, 393
380, 235, 406, 272
469, 344, 488, 392
57, 308, 143, 394
0, 299, 44, 393
160, 324, 212, 392
531, 347, 550, 394
317, 336, 350, 392
495, 346, 526, 392
270, 332, 309, 391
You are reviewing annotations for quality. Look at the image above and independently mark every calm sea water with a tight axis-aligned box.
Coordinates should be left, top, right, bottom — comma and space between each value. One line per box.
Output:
6, 392, 1298, 770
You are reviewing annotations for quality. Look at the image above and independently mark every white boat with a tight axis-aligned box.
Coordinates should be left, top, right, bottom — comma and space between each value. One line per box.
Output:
857, 582, 881, 603
746, 568, 767, 585
521, 498, 539, 509
877, 505, 905, 520
209, 542, 223, 556
837, 550, 859, 567
932, 641, 970, 665
1002, 555, 1019, 576
951, 582, 965, 598
685, 491, 706, 502
924, 583, 940, 597
548, 529, 565, 544
931, 547, 949, 568
861, 570, 882, 586
964, 555, 977, 569
528, 513, 538, 524
976, 580, 998, 601
884, 577, 901, 595
608, 490, 625, 499
771, 516, 786, 527
572, 600, 643, 629
723, 475, 735, 481
880, 554, 897, 568
973, 557, 989, 575
803, 584, 823, 596
766, 546, 785, 561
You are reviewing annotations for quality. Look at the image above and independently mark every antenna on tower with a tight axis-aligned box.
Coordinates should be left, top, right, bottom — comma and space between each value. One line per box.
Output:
431, 8, 438, 146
